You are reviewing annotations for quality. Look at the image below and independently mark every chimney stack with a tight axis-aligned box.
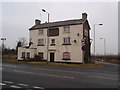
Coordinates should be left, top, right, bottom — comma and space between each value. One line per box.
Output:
35, 19, 41, 25
82, 13, 87, 21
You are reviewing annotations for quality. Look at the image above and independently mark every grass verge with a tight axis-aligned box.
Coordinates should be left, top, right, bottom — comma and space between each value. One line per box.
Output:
2, 58, 102, 68
95, 59, 120, 64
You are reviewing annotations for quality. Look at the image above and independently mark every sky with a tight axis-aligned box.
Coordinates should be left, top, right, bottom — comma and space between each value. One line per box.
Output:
0, 0, 119, 55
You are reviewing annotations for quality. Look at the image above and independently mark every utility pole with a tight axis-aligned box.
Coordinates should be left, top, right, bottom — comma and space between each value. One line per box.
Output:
93, 24, 103, 57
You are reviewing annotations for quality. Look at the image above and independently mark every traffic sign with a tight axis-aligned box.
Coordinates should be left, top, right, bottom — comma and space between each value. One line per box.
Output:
81, 38, 85, 43
81, 45, 86, 51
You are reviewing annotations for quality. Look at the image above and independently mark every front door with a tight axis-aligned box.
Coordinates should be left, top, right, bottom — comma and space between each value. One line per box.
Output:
50, 53, 54, 62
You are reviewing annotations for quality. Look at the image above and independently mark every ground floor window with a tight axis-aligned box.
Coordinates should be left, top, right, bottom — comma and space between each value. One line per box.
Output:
22, 52, 25, 58
27, 52, 30, 59
62, 52, 71, 60
38, 52, 44, 59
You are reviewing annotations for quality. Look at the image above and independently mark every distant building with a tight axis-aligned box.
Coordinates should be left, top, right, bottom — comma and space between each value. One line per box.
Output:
18, 13, 91, 63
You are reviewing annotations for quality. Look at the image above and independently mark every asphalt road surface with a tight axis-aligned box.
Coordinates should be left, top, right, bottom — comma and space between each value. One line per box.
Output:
1, 61, 119, 89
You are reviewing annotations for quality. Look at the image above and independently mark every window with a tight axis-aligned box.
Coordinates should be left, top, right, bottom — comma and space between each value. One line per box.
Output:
38, 29, 44, 35
38, 52, 44, 59
50, 39, 55, 46
64, 26, 70, 33
62, 52, 71, 60
22, 52, 25, 58
48, 28, 59, 36
63, 37, 71, 45
27, 52, 30, 59
38, 39, 44, 46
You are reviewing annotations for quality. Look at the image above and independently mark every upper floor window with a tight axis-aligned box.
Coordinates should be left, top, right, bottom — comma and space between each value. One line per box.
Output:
38, 29, 44, 35
63, 26, 70, 33
50, 39, 55, 46
48, 28, 59, 36
63, 37, 71, 45
38, 39, 44, 46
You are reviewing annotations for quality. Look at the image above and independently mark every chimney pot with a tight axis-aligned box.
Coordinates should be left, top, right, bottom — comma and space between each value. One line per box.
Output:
35, 19, 41, 25
82, 13, 87, 20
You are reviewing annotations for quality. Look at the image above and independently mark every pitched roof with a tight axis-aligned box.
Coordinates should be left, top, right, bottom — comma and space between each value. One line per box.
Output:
29, 19, 84, 30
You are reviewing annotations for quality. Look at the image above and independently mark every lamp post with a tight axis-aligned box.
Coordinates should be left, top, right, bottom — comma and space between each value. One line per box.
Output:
42, 9, 49, 61
1, 38, 6, 50
100, 38, 106, 60
93, 24, 103, 57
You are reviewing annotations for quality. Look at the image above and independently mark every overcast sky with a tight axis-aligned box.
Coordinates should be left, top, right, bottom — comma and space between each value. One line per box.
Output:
0, 0, 118, 55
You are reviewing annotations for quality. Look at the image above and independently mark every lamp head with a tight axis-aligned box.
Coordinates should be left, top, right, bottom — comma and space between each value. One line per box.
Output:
99, 24, 103, 25
42, 9, 46, 12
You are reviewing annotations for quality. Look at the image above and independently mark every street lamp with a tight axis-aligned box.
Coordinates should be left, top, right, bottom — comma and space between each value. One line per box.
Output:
100, 38, 106, 60
42, 9, 50, 62
93, 24, 103, 57
42, 9, 49, 23
1, 37, 6, 50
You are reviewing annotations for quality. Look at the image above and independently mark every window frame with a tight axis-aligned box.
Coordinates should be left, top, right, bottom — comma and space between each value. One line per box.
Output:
38, 39, 44, 46
26, 52, 30, 59
21, 52, 25, 58
63, 26, 70, 33
38, 29, 44, 35
63, 37, 71, 45
38, 52, 44, 59
50, 39, 56, 46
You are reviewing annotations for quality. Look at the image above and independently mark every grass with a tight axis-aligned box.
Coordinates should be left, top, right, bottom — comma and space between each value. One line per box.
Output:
2, 58, 102, 68
95, 59, 120, 64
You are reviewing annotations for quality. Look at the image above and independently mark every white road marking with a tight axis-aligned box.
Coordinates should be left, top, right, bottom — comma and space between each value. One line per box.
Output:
0, 83, 6, 86
34, 67, 118, 77
34, 67, 88, 75
33, 86, 44, 89
88, 76, 118, 80
3, 65, 16, 67
18, 83, 28, 87
0, 68, 4, 70
3, 81, 13, 84
10, 85, 21, 88
14, 70, 74, 79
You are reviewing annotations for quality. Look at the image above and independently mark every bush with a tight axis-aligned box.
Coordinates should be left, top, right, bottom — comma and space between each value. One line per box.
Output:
33, 54, 42, 61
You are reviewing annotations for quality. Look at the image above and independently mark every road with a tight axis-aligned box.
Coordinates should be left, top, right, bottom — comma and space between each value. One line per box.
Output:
1, 61, 119, 89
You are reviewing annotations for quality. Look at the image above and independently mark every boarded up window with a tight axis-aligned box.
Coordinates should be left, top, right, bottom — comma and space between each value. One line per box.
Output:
48, 28, 59, 36
62, 52, 71, 60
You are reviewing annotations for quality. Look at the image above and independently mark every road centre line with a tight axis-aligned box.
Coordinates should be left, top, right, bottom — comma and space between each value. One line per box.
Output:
3, 81, 13, 84
33, 67, 117, 77
88, 76, 118, 80
14, 70, 74, 79
33, 86, 44, 89
0, 68, 4, 70
10, 85, 21, 88
0, 83, 6, 86
3, 65, 16, 67
18, 83, 28, 87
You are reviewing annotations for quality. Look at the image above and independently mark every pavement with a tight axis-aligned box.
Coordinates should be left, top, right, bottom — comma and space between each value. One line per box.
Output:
1, 61, 119, 89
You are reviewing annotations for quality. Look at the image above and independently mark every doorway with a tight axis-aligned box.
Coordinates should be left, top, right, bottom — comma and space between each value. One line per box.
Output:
50, 53, 55, 62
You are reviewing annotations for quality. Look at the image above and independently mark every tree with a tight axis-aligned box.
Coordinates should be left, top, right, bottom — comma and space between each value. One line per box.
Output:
18, 37, 28, 47
16, 37, 28, 54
